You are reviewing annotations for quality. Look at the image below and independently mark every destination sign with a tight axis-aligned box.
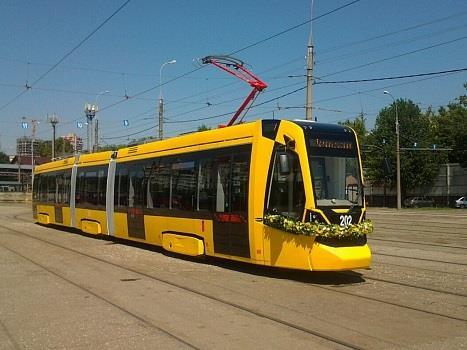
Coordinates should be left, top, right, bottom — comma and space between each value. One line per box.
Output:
311, 138, 353, 150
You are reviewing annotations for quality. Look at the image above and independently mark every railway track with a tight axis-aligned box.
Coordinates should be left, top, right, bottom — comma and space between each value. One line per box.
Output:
2, 213, 466, 325
372, 252, 467, 267
369, 237, 467, 250
0, 219, 367, 350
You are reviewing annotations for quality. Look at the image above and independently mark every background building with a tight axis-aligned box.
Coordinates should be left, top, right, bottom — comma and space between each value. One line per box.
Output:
62, 133, 83, 152
16, 136, 41, 157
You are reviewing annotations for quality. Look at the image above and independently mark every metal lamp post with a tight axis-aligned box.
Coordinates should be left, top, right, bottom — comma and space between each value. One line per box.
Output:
94, 90, 109, 152
84, 103, 97, 152
158, 59, 176, 140
47, 114, 59, 159
384, 90, 401, 209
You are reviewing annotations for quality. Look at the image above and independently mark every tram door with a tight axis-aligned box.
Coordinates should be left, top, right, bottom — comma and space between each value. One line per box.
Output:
127, 165, 145, 239
212, 151, 250, 258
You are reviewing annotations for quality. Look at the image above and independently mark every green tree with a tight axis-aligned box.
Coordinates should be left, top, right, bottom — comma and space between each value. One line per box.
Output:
0, 151, 9, 163
197, 124, 211, 132
432, 83, 467, 167
365, 99, 446, 195
339, 112, 368, 146
38, 138, 73, 158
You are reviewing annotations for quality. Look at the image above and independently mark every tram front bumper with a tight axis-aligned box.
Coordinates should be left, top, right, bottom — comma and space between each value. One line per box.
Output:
310, 243, 372, 271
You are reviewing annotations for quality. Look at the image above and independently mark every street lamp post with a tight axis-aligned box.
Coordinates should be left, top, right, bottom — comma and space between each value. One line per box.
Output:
47, 114, 59, 159
84, 104, 97, 152
158, 59, 176, 140
94, 90, 109, 152
384, 90, 401, 209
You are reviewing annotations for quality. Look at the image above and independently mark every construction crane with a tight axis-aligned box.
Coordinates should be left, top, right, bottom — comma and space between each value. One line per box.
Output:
201, 55, 268, 127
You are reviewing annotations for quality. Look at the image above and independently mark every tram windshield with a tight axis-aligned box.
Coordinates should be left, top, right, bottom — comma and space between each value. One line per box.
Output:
303, 126, 363, 207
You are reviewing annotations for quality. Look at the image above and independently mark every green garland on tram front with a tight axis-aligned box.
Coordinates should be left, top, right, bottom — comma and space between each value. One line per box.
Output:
263, 214, 374, 240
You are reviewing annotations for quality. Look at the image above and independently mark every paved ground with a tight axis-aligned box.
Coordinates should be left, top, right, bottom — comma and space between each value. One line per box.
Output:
0, 204, 466, 349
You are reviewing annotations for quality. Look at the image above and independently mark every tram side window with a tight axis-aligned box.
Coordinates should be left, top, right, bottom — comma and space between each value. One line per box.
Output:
47, 173, 56, 202
76, 170, 85, 204
85, 170, 98, 205
267, 148, 305, 219
55, 172, 63, 204
97, 168, 107, 206
128, 163, 144, 208
33, 174, 41, 201
197, 159, 215, 211
63, 171, 71, 204
115, 164, 129, 208
171, 160, 196, 211
39, 174, 48, 202
214, 155, 231, 213
230, 153, 250, 213
149, 160, 170, 209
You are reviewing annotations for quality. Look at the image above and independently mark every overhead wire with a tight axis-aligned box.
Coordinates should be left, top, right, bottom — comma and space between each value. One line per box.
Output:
0, 0, 132, 113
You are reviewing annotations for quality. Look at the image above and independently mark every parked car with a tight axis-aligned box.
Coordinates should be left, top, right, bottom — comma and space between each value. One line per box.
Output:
455, 196, 467, 208
404, 196, 435, 208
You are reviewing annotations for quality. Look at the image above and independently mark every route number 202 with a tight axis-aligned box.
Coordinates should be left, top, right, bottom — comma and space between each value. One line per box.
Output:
339, 215, 352, 227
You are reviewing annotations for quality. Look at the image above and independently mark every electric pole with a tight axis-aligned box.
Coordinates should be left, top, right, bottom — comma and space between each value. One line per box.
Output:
30, 119, 38, 192
158, 60, 176, 140
94, 118, 99, 152
84, 103, 97, 152
48, 114, 59, 159
305, 0, 314, 120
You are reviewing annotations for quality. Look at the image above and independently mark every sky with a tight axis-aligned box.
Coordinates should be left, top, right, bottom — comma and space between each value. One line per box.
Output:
0, 0, 466, 155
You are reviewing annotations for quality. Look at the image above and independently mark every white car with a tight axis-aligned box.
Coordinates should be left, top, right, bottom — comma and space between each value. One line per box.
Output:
455, 196, 467, 208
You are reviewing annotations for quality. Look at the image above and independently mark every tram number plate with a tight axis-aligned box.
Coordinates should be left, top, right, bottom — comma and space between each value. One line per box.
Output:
339, 215, 352, 227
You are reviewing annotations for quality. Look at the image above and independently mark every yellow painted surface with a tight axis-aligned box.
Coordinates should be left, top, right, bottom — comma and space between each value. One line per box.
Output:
262, 223, 371, 271
262, 224, 315, 270
113, 212, 128, 239
37, 213, 50, 225
62, 207, 71, 226
75, 208, 107, 234
34, 157, 75, 174
36, 204, 55, 222
310, 243, 371, 271
162, 233, 204, 256
332, 208, 351, 214
81, 220, 102, 235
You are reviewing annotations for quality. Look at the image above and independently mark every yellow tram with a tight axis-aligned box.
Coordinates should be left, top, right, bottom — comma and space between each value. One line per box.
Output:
33, 119, 371, 271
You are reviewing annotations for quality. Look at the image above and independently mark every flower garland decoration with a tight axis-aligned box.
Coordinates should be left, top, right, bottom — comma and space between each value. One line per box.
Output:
263, 214, 373, 240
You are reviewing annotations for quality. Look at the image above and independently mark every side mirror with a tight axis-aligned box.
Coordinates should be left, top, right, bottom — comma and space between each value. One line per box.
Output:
279, 153, 291, 175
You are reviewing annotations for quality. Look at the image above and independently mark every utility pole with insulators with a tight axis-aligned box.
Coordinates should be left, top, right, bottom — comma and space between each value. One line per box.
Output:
305, 0, 314, 120
48, 114, 59, 159
84, 103, 97, 153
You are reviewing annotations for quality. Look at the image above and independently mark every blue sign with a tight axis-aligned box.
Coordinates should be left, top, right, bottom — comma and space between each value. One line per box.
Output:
77, 121, 83, 129
21, 122, 28, 129
123, 119, 129, 127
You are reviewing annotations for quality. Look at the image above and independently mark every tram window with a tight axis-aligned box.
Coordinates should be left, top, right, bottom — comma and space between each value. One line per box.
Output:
149, 161, 170, 208
39, 174, 48, 202
47, 173, 56, 203
63, 171, 71, 204
128, 164, 144, 208
76, 170, 85, 204
33, 174, 41, 201
97, 168, 107, 206
230, 153, 249, 213
115, 164, 129, 208
85, 170, 98, 206
215, 155, 231, 213
55, 173, 63, 204
171, 160, 196, 211
267, 148, 305, 219
198, 159, 215, 211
